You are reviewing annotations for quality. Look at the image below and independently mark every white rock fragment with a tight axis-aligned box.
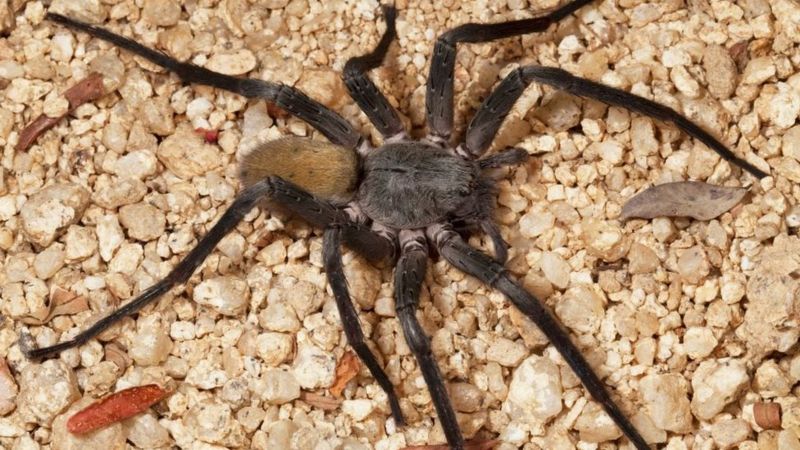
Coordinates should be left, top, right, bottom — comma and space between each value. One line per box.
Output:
710, 418, 750, 449
342, 399, 374, 421
574, 401, 622, 443
292, 342, 336, 389
21, 183, 90, 247
555, 286, 605, 334
49, 0, 107, 23
193, 276, 250, 316
157, 124, 221, 180
118, 202, 166, 241
690, 359, 749, 421
17, 360, 80, 425
639, 373, 692, 433
486, 336, 527, 367
257, 369, 301, 404
255, 332, 293, 366
128, 314, 173, 366
682, 327, 718, 360
122, 412, 172, 449
539, 252, 570, 289
503, 355, 562, 426
206, 49, 257, 76
96, 215, 124, 262
742, 57, 775, 85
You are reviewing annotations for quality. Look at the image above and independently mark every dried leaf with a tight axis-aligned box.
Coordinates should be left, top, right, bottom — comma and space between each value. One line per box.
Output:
401, 439, 498, 450
20, 286, 90, 325
67, 384, 169, 434
300, 392, 342, 411
103, 342, 132, 372
754, 402, 782, 430
620, 181, 748, 221
329, 350, 360, 398
16, 73, 105, 152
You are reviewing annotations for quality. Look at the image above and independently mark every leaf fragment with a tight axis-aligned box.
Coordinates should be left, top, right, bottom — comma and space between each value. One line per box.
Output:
620, 181, 748, 221
299, 392, 342, 411
21, 286, 90, 325
67, 384, 169, 434
329, 350, 360, 398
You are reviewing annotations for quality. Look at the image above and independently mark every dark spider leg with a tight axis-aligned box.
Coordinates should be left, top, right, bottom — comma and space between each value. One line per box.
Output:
466, 66, 768, 178
477, 147, 529, 169
395, 230, 464, 449
322, 228, 405, 426
46, 13, 363, 150
425, 0, 593, 143
343, 5, 405, 140
427, 223, 651, 450
480, 221, 508, 265
22, 177, 392, 360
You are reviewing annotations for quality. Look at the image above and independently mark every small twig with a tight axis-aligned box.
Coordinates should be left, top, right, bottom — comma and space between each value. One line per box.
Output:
16, 72, 105, 152
67, 384, 169, 434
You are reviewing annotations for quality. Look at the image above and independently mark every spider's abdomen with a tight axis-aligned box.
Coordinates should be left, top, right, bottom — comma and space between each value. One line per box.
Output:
359, 142, 477, 229
239, 137, 358, 204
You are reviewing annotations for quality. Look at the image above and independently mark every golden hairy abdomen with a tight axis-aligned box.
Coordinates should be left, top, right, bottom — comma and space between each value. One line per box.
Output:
238, 137, 359, 204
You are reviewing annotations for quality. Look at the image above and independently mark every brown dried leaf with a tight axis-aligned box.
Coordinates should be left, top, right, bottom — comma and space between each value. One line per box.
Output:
104, 342, 132, 372
329, 350, 360, 398
401, 439, 498, 450
299, 392, 342, 411
754, 402, 782, 430
16, 72, 105, 152
620, 181, 748, 221
20, 286, 90, 325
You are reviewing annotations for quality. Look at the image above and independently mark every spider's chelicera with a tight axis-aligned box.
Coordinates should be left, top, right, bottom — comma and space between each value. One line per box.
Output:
23, 1, 767, 449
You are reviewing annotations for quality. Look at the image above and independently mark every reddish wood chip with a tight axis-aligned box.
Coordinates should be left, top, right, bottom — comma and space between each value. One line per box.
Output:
299, 392, 342, 411
195, 127, 219, 143
67, 384, 168, 434
329, 351, 360, 398
16, 72, 105, 152
401, 439, 498, 450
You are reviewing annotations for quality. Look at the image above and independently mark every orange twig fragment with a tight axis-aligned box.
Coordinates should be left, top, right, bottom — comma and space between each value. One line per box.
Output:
329, 350, 360, 398
16, 72, 105, 152
67, 384, 168, 434
401, 439, 498, 450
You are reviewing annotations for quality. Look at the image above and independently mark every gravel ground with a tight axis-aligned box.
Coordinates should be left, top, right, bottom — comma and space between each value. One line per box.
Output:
2, 0, 800, 449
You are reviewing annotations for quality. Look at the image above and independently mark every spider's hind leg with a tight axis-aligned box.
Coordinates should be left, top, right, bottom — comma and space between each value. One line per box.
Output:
342, 5, 406, 141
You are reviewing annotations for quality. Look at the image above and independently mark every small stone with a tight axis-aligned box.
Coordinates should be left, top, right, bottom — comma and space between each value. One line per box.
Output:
574, 402, 622, 443
630, 3, 662, 27
157, 124, 221, 180
342, 399, 374, 421
258, 369, 301, 404
539, 251, 570, 290
519, 209, 554, 238
141, 0, 180, 27
486, 336, 527, 367
754, 360, 792, 398
742, 57, 775, 84
206, 49, 257, 76
677, 245, 709, 284
503, 355, 562, 424
682, 327, 718, 360
255, 332, 293, 366
21, 183, 90, 247
113, 151, 158, 180
628, 242, 659, 274
639, 373, 692, 433
18, 360, 80, 425
258, 302, 300, 332
343, 254, 381, 310
449, 382, 483, 413
128, 314, 173, 366
555, 286, 605, 334
96, 215, 124, 262
184, 400, 243, 446
768, 83, 800, 129
34, 243, 65, 279
0, 359, 17, 415
118, 202, 166, 242
257, 241, 286, 266
710, 418, 750, 449
122, 412, 171, 449
582, 220, 627, 262
49, 0, 107, 23
193, 276, 250, 316
93, 178, 147, 209
292, 342, 336, 389
64, 225, 97, 262
295, 69, 347, 109
690, 359, 749, 420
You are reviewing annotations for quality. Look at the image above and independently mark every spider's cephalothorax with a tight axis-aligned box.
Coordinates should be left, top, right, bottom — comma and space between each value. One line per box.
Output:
23, 1, 769, 449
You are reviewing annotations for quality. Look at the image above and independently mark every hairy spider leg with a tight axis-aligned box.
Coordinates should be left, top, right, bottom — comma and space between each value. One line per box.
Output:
467, 66, 769, 178
425, 0, 594, 144
342, 5, 406, 140
429, 224, 652, 450
46, 13, 363, 150
394, 230, 465, 448
323, 228, 405, 425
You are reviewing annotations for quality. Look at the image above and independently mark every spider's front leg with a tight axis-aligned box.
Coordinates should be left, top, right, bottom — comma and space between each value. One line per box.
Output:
425, 0, 593, 145
46, 13, 364, 150
427, 224, 652, 450
343, 5, 406, 141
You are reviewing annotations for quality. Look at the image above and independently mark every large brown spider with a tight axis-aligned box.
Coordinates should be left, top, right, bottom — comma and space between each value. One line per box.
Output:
17, 1, 767, 449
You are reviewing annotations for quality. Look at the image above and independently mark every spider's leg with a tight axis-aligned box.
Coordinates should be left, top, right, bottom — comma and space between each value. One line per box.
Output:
343, 5, 405, 141
323, 228, 405, 426
427, 223, 652, 450
22, 178, 392, 360
425, 0, 592, 144
395, 230, 464, 449
466, 65, 768, 178
477, 147, 528, 169
46, 13, 363, 150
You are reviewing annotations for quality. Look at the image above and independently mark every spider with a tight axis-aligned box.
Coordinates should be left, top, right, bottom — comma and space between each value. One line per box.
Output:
19, 1, 767, 449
